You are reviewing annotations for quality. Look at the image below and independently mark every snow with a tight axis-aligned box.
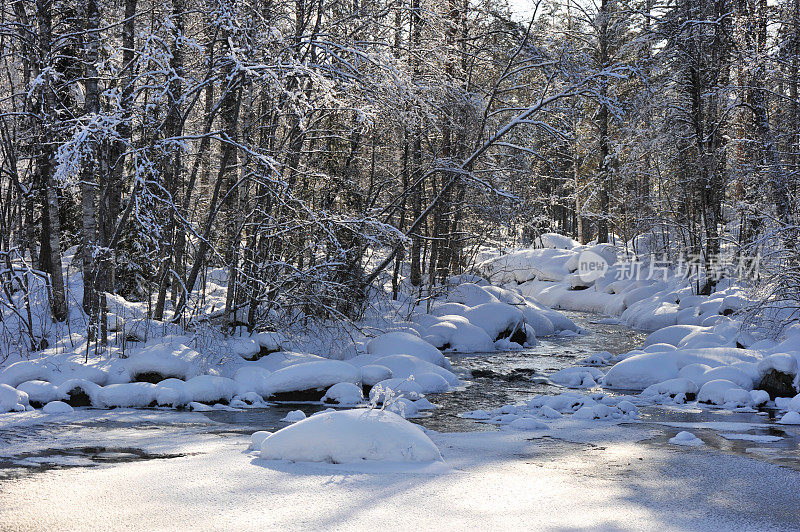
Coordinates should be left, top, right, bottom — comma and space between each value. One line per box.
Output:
757, 353, 798, 377
263, 360, 361, 396
359, 364, 393, 386
602, 353, 679, 390
42, 401, 75, 414
366, 332, 451, 369
363, 355, 460, 387
369, 378, 424, 402
98, 382, 181, 408
0, 356, 109, 387
697, 380, 745, 406
718, 433, 783, 443
507, 417, 549, 430
123, 341, 202, 381
1, 383, 30, 412
322, 382, 363, 405
281, 410, 307, 422
777, 411, 800, 424
16, 380, 62, 405
183, 376, 237, 404
639, 378, 699, 401
548, 367, 604, 388
259, 409, 443, 463
669, 431, 704, 446
249, 431, 272, 450
232, 367, 272, 397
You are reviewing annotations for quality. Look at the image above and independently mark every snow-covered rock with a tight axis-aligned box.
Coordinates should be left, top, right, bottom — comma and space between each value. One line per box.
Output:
777, 411, 800, 425
367, 332, 451, 370
259, 409, 443, 463
669, 431, 704, 446
697, 380, 745, 406
42, 401, 74, 414
359, 365, 393, 387
365, 355, 460, 387
183, 375, 237, 404
123, 342, 201, 382
264, 361, 360, 399
16, 380, 63, 407
322, 382, 363, 405
640, 378, 699, 402
281, 410, 307, 422
0, 383, 29, 413
233, 367, 272, 397
549, 367, 604, 388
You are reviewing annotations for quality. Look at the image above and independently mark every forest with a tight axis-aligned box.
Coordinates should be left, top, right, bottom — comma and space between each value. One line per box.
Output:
1, 0, 797, 349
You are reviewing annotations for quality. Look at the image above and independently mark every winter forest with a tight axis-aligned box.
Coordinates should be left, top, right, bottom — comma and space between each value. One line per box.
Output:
2, 0, 800, 528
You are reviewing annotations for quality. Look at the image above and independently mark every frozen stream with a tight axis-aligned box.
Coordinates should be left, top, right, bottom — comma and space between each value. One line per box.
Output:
1, 312, 799, 481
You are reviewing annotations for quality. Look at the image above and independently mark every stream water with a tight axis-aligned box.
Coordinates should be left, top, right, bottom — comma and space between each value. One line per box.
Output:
2, 312, 799, 479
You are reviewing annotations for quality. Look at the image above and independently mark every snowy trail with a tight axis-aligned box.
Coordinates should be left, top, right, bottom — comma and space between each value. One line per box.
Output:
1, 426, 799, 531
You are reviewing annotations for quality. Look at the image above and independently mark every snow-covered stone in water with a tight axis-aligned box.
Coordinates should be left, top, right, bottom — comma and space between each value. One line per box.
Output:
123, 342, 201, 383
359, 365, 393, 387
462, 302, 525, 342
413, 397, 436, 410
410, 373, 450, 393
602, 353, 679, 390
644, 325, 704, 347
260, 409, 443, 463
249, 431, 272, 450
549, 367, 603, 388
187, 402, 213, 411
16, 380, 62, 407
460, 409, 492, 420
233, 366, 272, 397
640, 378, 699, 401
722, 387, 754, 408
539, 406, 563, 419
698, 380, 745, 405
749, 389, 770, 406
423, 315, 495, 353
507, 417, 549, 431
757, 353, 798, 377
57, 379, 102, 407
669, 431, 705, 446
322, 382, 363, 405
369, 355, 460, 386
184, 375, 237, 404
367, 332, 451, 370
369, 378, 424, 402
756, 353, 799, 399
579, 351, 614, 366
99, 383, 155, 408
42, 400, 74, 414
0, 383, 29, 413
777, 411, 800, 425
263, 361, 360, 401
383, 397, 420, 418
694, 366, 754, 390
281, 409, 307, 422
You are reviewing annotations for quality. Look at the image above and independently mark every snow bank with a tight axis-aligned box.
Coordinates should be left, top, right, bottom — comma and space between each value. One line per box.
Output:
259, 409, 443, 463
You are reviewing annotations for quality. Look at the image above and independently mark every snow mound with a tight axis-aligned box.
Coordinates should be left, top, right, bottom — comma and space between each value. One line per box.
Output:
281, 410, 307, 422
259, 409, 443, 463
42, 401, 74, 414
367, 332, 451, 369
0, 383, 29, 413
669, 431, 704, 446
777, 411, 800, 425
123, 342, 201, 382
264, 361, 360, 397
322, 382, 363, 405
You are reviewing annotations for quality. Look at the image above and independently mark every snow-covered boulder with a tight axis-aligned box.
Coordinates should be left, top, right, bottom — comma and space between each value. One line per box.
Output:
368, 355, 460, 387
0, 383, 29, 413
359, 365, 393, 387
756, 353, 799, 399
322, 382, 363, 405
422, 315, 495, 353
640, 378, 699, 402
0, 357, 108, 387
367, 332, 451, 370
369, 378, 424, 402
778, 411, 800, 425
548, 367, 604, 388
231, 338, 262, 361
123, 342, 201, 382
697, 379, 745, 405
264, 360, 360, 401
57, 379, 102, 407
183, 375, 238, 404
98, 382, 180, 408
602, 353, 679, 390
669, 431, 704, 446
16, 380, 63, 407
42, 401, 74, 414
259, 409, 443, 463
233, 367, 272, 397
462, 302, 525, 342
